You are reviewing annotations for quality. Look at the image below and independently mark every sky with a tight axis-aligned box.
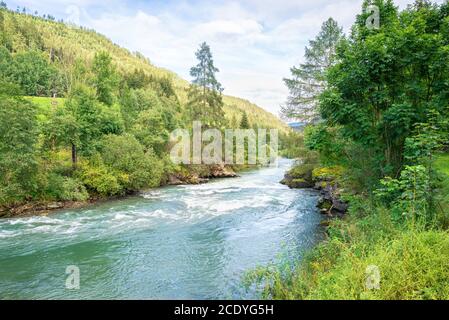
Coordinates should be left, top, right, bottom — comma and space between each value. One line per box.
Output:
5, 0, 447, 117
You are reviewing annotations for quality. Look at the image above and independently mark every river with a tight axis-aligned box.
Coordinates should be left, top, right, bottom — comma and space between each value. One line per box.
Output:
0, 159, 323, 299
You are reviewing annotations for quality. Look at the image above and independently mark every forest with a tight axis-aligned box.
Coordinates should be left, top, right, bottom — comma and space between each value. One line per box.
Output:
248, 0, 449, 299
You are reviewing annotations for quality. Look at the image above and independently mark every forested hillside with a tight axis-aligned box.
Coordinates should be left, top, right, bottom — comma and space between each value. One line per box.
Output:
0, 6, 288, 131
0, 4, 290, 213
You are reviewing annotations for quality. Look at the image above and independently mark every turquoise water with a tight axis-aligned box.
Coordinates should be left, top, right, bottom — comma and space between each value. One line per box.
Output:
0, 159, 322, 299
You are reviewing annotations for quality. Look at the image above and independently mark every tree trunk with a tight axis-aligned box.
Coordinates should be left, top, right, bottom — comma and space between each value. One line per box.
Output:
71, 143, 77, 170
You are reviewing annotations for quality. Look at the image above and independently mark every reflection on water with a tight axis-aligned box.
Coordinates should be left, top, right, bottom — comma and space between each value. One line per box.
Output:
0, 159, 322, 299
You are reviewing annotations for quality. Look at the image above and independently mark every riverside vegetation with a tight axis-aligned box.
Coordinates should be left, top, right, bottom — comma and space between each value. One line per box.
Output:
248, 0, 449, 300
0, 3, 293, 217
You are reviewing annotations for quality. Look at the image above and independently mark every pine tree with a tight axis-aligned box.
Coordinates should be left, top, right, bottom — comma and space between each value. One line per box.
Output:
240, 112, 250, 129
281, 18, 343, 123
187, 42, 225, 128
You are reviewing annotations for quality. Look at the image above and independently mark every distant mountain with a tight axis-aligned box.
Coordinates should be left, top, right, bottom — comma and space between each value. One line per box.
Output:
288, 122, 306, 131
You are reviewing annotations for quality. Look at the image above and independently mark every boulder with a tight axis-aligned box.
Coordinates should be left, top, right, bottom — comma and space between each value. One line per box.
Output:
167, 175, 184, 185
209, 164, 238, 178
46, 202, 63, 210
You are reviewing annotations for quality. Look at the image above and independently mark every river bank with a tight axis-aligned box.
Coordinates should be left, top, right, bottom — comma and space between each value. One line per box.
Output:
280, 162, 348, 217
0, 164, 240, 219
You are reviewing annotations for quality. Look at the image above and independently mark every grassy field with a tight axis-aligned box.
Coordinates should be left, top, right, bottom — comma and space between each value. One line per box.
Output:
25, 96, 65, 123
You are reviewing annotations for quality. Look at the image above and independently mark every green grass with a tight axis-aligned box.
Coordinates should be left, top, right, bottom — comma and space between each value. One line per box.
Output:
434, 153, 449, 177
25, 96, 65, 123
246, 205, 449, 300
25, 96, 65, 110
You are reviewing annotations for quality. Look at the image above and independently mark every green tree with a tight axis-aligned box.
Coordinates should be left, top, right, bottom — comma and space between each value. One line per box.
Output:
319, 0, 449, 175
92, 51, 118, 106
187, 42, 225, 128
240, 112, 250, 129
124, 68, 151, 90
0, 81, 38, 205
0, 9, 12, 50
281, 18, 343, 122
44, 85, 123, 169
0, 45, 12, 80
10, 50, 58, 96
132, 108, 174, 156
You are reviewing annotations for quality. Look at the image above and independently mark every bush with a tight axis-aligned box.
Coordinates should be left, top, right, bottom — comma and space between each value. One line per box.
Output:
60, 177, 89, 201
100, 134, 164, 191
79, 161, 123, 196
44, 173, 89, 201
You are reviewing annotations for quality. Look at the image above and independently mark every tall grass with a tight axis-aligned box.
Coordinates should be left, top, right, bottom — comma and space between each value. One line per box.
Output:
247, 204, 449, 300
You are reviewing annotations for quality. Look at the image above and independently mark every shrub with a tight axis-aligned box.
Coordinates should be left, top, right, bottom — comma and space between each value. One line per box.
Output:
44, 173, 89, 201
80, 164, 123, 197
100, 134, 164, 190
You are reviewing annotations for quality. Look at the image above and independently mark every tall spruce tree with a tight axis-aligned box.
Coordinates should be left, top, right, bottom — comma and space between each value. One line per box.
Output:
281, 18, 343, 123
240, 112, 250, 129
187, 42, 225, 128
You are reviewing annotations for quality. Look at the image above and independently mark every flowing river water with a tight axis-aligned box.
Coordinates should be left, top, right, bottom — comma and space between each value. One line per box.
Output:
0, 159, 323, 299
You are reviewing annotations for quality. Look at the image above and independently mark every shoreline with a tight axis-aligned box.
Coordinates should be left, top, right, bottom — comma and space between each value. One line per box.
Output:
0, 164, 242, 219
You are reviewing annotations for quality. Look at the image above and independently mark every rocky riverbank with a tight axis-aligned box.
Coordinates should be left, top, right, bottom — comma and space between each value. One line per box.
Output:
280, 164, 348, 217
0, 164, 239, 219
166, 164, 238, 185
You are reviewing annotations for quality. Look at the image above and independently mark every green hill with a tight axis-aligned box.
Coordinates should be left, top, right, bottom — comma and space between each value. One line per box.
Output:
0, 6, 294, 211
0, 8, 288, 133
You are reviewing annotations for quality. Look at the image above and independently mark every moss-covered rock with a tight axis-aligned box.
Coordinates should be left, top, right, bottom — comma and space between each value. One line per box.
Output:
312, 166, 344, 182
280, 163, 316, 189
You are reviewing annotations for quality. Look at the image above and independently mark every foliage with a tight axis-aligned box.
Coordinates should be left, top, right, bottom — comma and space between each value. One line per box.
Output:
92, 51, 119, 106
320, 0, 449, 174
240, 112, 250, 129
0, 82, 38, 206
312, 166, 344, 181
303, 124, 347, 165
375, 165, 431, 222
79, 157, 123, 196
99, 134, 163, 191
279, 131, 305, 159
0, 47, 62, 96
281, 18, 343, 122
44, 174, 89, 201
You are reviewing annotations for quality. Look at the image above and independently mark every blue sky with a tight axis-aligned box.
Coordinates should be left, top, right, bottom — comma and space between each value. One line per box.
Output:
5, 0, 446, 116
